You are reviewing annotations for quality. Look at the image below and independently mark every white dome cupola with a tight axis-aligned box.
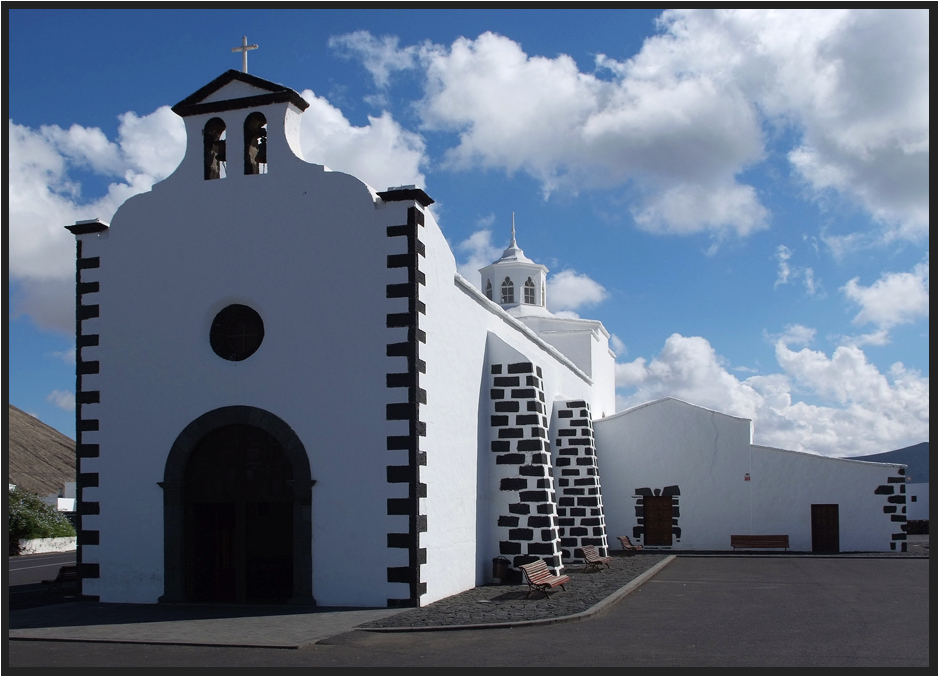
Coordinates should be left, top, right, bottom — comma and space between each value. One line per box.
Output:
478, 215, 549, 313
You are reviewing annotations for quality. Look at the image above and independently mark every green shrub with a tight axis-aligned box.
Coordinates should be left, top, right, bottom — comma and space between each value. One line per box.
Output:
8, 487, 76, 555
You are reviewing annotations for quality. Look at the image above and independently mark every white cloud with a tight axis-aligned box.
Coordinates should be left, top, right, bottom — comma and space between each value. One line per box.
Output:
329, 31, 418, 89
298, 90, 427, 192
609, 334, 627, 357
49, 348, 76, 364
632, 182, 768, 238
774, 245, 792, 288
617, 334, 764, 420
615, 330, 928, 457
773, 246, 820, 295
831, 329, 891, 348
547, 270, 608, 314
803, 268, 817, 296
776, 324, 816, 347
615, 358, 648, 390
334, 10, 926, 240
842, 261, 929, 329
455, 225, 502, 285
8, 109, 186, 332
46, 390, 75, 412
115, 108, 188, 180
9, 94, 428, 332
411, 30, 766, 237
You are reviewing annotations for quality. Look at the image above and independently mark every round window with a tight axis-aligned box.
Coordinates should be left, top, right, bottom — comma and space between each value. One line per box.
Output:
210, 304, 264, 361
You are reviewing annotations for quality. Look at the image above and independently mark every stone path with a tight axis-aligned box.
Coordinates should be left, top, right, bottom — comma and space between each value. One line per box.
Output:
360, 552, 670, 629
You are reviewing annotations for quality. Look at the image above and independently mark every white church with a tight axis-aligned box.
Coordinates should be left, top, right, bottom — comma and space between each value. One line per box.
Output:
66, 70, 909, 608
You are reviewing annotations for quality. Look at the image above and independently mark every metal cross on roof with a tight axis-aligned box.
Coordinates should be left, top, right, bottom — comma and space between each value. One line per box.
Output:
232, 36, 258, 73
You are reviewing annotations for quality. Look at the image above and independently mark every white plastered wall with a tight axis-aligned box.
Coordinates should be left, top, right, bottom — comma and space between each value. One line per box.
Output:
749, 445, 904, 552
595, 398, 901, 552
416, 211, 600, 603
81, 109, 424, 605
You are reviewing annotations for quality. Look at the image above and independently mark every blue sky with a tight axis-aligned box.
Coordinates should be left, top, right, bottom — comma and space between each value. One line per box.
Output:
7, 8, 930, 457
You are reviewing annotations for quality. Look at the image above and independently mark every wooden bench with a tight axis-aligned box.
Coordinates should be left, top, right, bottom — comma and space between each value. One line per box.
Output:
41, 565, 78, 593
520, 560, 571, 598
730, 535, 789, 551
581, 545, 612, 572
617, 535, 644, 553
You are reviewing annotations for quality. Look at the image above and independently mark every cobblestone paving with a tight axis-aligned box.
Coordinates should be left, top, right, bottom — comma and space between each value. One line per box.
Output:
360, 553, 669, 629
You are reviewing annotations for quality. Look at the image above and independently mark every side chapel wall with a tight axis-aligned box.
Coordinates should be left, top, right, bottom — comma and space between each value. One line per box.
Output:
596, 398, 903, 552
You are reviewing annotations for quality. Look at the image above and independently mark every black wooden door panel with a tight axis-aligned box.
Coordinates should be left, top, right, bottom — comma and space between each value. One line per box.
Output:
811, 504, 839, 553
643, 496, 673, 546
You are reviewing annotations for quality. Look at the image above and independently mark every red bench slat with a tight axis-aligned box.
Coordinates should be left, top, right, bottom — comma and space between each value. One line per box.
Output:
730, 535, 789, 550
520, 560, 570, 597
581, 545, 612, 572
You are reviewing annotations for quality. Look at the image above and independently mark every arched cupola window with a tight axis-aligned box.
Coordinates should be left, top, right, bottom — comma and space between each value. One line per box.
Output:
501, 277, 514, 304
485, 280, 493, 301
244, 112, 268, 175
203, 118, 227, 180
542, 281, 546, 307
524, 278, 535, 304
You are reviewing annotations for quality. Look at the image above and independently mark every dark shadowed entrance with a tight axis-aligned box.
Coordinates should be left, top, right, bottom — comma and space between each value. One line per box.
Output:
160, 406, 314, 605
185, 425, 293, 603
811, 504, 840, 553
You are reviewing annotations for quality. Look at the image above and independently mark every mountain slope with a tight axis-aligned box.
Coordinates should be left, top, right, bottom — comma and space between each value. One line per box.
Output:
847, 442, 930, 483
8, 404, 76, 496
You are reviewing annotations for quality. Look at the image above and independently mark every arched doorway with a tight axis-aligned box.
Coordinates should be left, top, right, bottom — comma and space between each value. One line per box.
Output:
160, 406, 314, 605
186, 425, 293, 603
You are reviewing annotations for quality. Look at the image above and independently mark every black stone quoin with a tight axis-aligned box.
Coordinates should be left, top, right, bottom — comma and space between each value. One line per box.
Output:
384, 201, 430, 607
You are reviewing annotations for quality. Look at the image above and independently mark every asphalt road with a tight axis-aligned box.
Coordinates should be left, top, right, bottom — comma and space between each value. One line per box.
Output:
8, 551, 75, 587
6, 556, 932, 669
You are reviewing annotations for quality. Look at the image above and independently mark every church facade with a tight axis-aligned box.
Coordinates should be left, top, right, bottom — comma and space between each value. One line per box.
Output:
67, 71, 907, 609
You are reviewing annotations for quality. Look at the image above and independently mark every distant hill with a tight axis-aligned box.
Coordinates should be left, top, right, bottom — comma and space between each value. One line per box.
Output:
847, 442, 930, 484
7, 404, 76, 496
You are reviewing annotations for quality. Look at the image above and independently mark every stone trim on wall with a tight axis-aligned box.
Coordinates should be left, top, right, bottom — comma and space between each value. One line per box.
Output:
489, 362, 564, 574
632, 486, 682, 547
385, 204, 429, 607
875, 468, 908, 552
550, 400, 609, 561
65, 222, 108, 600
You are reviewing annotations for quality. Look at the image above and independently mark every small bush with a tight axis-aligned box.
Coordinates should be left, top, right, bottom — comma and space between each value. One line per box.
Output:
8, 487, 76, 555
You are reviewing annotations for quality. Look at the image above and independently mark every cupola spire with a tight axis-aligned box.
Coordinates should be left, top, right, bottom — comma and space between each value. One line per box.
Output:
478, 213, 550, 311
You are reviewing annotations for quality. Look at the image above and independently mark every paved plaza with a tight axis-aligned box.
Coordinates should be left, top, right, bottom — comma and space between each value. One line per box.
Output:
6, 540, 932, 669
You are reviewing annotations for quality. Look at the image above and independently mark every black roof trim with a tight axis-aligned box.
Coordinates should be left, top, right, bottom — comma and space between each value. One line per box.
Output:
172, 70, 309, 117
66, 219, 109, 235
378, 188, 435, 207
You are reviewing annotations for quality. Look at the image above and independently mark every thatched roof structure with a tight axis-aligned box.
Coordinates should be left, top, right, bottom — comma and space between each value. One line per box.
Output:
7, 404, 76, 496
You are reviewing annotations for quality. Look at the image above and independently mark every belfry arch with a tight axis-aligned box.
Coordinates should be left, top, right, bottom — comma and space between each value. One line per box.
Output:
203, 117, 227, 180
244, 112, 267, 175
159, 406, 314, 605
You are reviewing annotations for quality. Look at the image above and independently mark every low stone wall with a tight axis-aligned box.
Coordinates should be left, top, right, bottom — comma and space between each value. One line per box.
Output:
18, 537, 77, 555
904, 520, 929, 535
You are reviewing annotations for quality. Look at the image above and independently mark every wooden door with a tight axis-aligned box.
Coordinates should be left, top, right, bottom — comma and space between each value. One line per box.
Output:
185, 425, 294, 603
643, 496, 673, 546
811, 504, 840, 553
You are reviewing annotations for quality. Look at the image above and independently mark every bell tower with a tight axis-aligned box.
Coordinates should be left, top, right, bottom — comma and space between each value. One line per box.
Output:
478, 214, 549, 311
170, 70, 310, 184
